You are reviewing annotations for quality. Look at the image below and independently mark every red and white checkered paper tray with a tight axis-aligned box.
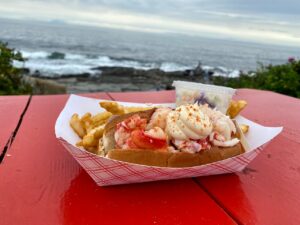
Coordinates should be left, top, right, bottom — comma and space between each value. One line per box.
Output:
55, 95, 282, 186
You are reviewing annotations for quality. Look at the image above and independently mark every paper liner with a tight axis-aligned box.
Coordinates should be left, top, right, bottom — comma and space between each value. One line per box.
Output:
55, 95, 282, 186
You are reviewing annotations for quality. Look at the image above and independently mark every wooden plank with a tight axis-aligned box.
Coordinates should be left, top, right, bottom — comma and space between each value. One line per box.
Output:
0, 92, 237, 225
109, 90, 175, 103
234, 89, 300, 142
198, 89, 300, 225
0, 95, 30, 158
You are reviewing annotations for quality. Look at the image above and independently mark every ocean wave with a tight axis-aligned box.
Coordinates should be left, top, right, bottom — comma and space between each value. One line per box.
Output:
22, 61, 98, 76
213, 69, 240, 78
160, 62, 192, 72
65, 53, 86, 60
16, 50, 238, 77
21, 50, 49, 59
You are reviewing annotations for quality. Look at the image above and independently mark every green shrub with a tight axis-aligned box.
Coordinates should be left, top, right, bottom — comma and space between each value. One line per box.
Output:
213, 59, 300, 98
0, 42, 32, 95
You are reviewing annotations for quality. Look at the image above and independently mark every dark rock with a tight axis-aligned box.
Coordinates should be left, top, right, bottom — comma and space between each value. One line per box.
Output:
21, 65, 212, 94
166, 84, 175, 90
48, 51, 65, 59
24, 76, 66, 94
19, 68, 30, 74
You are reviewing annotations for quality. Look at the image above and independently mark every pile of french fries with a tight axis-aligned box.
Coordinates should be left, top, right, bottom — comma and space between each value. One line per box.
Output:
70, 101, 153, 154
70, 100, 248, 155
227, 100, 249, 133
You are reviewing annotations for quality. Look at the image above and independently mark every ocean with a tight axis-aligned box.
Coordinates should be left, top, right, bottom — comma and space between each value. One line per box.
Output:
1, 18, 300, 77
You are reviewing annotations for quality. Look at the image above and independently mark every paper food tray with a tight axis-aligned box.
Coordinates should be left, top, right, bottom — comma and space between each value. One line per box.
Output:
55, 95, 282, 186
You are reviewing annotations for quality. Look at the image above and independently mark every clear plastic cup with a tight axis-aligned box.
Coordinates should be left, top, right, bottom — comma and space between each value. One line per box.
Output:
173, 81, 236, 114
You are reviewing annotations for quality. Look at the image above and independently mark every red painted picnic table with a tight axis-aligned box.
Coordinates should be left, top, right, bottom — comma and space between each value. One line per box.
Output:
0, 89, 299, 225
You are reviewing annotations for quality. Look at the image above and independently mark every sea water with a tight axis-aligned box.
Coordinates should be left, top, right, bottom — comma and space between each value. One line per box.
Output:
1, 18, 300, 77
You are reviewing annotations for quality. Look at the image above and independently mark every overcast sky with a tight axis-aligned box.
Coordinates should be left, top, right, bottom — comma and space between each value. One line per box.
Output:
1, 0, 300, 46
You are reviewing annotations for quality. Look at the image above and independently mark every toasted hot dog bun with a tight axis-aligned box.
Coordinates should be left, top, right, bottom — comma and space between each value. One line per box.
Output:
103, 109, 244, 168
107, 144, 243, 167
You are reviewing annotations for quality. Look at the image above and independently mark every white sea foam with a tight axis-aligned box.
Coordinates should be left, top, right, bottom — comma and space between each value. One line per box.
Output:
201, 65, 215, 70
160, 62, 193, 72
21, 50, 49, 59
65, 53, 86, 60
23, 60, 97, 76
95, 56, 154, 70
228, 70, 240, 78
212, 69, 240, 77
16, 50, 239, 77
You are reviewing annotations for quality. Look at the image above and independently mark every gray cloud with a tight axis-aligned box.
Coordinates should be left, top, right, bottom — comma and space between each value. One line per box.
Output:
3, 0, 300, 23
24, 0, 300, 17
0, 0, 299, 45
72, 0, 300, 29
71, 0, 300, 16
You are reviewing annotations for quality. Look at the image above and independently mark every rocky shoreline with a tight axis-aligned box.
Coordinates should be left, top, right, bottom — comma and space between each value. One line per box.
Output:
23, 65, 226, 94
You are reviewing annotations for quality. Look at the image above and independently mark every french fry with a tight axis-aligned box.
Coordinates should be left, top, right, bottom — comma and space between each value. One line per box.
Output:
89, 112, 112, 129
82, 125, 105, 148
70, 110, 111, 154
80, 112, 93, 132
240, 124, 249, 134
81, 112, 92, 121
85, 146, 98, 154
124, 106, 153, 114
99, 101, 125, 115
76, 140, 83, 147
70, 114, 86, 138
82, 134, 97, 148
91, 112, 112, 124
227, 100, 247, 119
100, 101, 153, 115
92, 125, 105, 139
238, 100, 247, 109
